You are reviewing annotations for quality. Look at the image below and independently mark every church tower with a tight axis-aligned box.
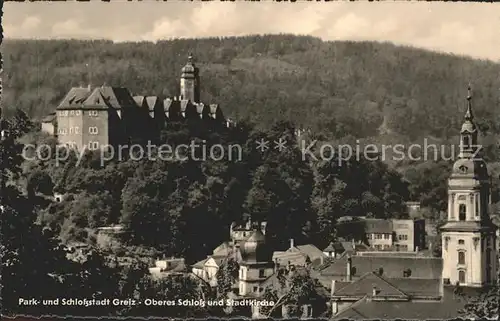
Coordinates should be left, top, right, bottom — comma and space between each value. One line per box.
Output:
238, 228, 275, 297
441, 85, 498, 287
180, 53, 200, 103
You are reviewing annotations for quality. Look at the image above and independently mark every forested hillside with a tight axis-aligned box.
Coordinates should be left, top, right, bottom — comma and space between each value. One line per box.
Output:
3, 34, 500, 141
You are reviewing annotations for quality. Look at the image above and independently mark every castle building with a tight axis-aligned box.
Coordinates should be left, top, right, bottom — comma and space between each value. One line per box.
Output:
440, 86, 498, 287
51, 54, 228, 151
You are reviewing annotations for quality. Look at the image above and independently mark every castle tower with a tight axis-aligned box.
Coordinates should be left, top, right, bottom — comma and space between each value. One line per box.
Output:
238, 229, 274, 297
441, 85, 498, 287
180, 53, 200, 103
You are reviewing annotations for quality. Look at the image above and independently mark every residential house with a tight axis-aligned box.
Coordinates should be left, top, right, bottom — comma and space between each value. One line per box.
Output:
323, 239, 370, 259
273, 239, 327, 268
365, 218, 426, 252
149, 257, 187, 279
191, 255, 227, 287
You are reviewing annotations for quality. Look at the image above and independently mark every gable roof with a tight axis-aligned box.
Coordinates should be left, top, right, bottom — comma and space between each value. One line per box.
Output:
295, 244, 325, 261
273, 251, 308, 266
56, 87, 92, 110
133, 95, 145, 107
192, 258, 209, 269
320, 254, 442, 280
388, 278, 442, 297
333, 289, 469, 320
145, 96, 159, 111
333, 272, 408, 298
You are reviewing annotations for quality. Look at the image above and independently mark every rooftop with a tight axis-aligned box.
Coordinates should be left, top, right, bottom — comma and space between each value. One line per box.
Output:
319, 253, 442, 280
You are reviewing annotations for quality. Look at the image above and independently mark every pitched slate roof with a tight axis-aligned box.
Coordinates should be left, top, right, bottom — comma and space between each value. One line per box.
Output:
319, 254, 442, 280
388, 278, 442, 297
145, 96, 159, 111
295, 244, 325, 263
56, 87, 92, 109
332, 272, 408, 298
273, 251, 308, 266
58, 86, 136, 111
333, 287, 473, 320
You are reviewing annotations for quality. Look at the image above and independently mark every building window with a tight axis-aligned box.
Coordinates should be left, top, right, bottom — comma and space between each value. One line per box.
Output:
458, 270, 466, 284
400, 245, 408, 251
69, 127, 80, 134
88, 141, 99, 150
69, 110, 75, 116
253, 286, 258, 292
458, 251, 465, 265
398, 234, 408, 241
383, 234, 389, 240
458, 239, 465, 245
462, 136, 470, 149
375, 234, 382, 239
403, 268, 412, 277
58, 128, 67, 135
89, 127, 99, 134
242, 268, 246, 279
459, 204, 466, 221
75, 110, 81, 116
475, 199, 479, 217
259, 269, 265, 278
89, 110, 99, 117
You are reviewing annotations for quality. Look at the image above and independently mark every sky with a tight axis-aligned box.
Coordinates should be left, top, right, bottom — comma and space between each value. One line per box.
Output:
3, 1, 500, 62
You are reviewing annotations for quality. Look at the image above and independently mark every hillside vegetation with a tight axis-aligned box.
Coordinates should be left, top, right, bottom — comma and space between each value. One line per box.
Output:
3, 34, 500, 142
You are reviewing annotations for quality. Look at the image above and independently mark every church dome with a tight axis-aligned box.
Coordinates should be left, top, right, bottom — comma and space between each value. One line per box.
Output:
240, 229, 271, 263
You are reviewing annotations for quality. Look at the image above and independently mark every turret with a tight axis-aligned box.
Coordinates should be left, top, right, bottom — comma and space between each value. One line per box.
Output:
180, 53, 200, 103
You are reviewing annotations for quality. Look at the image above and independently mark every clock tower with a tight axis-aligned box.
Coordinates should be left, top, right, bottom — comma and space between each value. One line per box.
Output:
441, 85, 498, 287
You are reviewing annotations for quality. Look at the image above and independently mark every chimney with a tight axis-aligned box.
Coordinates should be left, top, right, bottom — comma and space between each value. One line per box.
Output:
320, 254, 324, 265
87, 84, 91, 91
352, 239, 356, 251
346, 256, 352, 281
290, 238, 294, 249
331, 280, 336, 297
372, 286, 378, 297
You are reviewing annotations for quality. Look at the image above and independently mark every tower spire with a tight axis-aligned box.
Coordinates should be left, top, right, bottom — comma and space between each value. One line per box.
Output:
465, 83, 473, 121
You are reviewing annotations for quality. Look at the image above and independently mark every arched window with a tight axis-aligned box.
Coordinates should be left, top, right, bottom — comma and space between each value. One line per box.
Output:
458, 270, 466, 284
458, 251, 465, 265
459, 204, 466, 221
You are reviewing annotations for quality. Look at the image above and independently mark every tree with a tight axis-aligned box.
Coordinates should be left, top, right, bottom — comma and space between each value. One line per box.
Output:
216, 258, 239, 297
460, 283, 500, 320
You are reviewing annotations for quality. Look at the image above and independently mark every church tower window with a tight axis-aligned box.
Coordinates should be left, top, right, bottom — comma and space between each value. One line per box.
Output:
458, 251, 465, 265
459, 204, 466, 221
458, 270, 466, 284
